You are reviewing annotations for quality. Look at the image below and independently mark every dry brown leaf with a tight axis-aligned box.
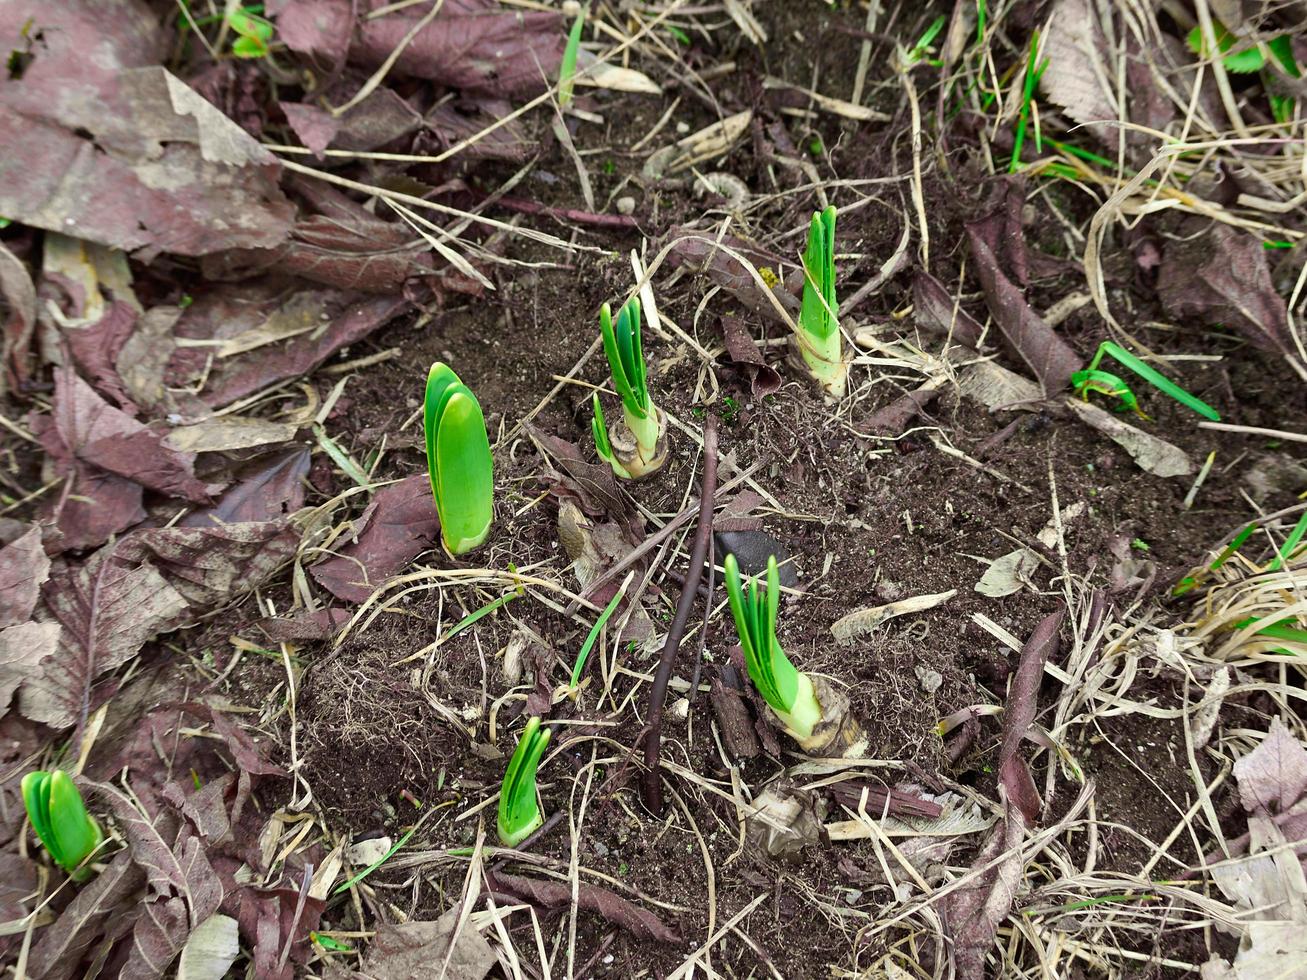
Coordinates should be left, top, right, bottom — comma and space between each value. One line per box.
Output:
831, 590, 956, 643
1067, 398, 1195, 477
355, 910, 496, 980
163, 418, 299, 454
0, 2, 292, 255
1040, 0, 1118, 141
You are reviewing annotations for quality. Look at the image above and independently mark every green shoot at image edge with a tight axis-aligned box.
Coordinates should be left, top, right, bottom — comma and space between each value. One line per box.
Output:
497, 717, 550, 847
797, 205, 846, 397
1072, 341, 1219, 422
22, 770, 103, 879
595, 297, 665, 478
558, 6, 585, 108
723, 554, 822, 740
424, 363, 494, 555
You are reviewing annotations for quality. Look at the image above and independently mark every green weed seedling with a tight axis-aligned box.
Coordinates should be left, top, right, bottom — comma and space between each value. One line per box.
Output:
902, 14, 947, 68
424, 363, 494, 555
723, 554, 823, 741
1009, 30, 1049, 172
595, 297, 668, 479
226, 8, 274, 58
1187, 22, 1300, 124
1173, 524, 1254, 596
498, 717, 551, 847
796, 205, 848, 398
1073, 341, 1219, 422
569, 572, 632, 689
22, 770, 103, 879
558, 6, 585, 109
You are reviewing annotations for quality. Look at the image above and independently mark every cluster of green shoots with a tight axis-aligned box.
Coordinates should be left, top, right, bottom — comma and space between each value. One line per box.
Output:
723, 554, 823, 741
794, 205, 847, 398
22, 770, 103, 880
1072, 341, 1219, 422
424, 363, 494, 556
593, 297, 668, 479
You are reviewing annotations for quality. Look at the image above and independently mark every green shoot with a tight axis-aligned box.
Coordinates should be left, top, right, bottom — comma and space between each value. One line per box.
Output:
1233, 616, 1307, 646
1083, 341, 1219, 421
311, 932, 354, 952
226, 8, 274, 59
903, 15, 947, 67
723, 554, 822, 740
598, 298, 666, 477
569, 572, 631, 688
1268, 511, 1307, 572
1009, 30, 1048, 172
558, 6, 585, 109
796, 205, 847, 397
497, 717, 551, 846
424, 363, 494, 555
1173, 523, 1254, 596
1071, 368, 1146, 418
591, 393, 631, 479
22, 770, 104, 879
1186, 23, 1271, 74
333, 822, 418, 895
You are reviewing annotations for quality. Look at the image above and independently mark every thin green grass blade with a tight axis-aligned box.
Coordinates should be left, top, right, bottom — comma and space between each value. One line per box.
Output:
333, 823, 419, 895
434, 389, 494, 554
1097, 341, 1220, 421
1234, 616, 1307, 645
570, 575, 629, 688
591, 393, 614, 459
441, 592, 519, 647
1268, 511, 1307, 571
558, 7, 585, 108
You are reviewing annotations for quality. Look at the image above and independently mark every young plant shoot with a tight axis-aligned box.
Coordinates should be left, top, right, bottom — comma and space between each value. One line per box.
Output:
596, 297, 668, 478
723, 553, 823, 741
796, 206, 848, 398
22, 770, 103, 879
497, 716, 550, 847
424, 363, 494, 555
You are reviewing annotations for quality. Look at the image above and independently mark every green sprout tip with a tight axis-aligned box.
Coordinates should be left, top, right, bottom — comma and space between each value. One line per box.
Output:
497, 717, 551, 847
723, 553, 822, 740
424, 363, 494, 555
796, 205, 846, 397
598, 298, 666, 477
1085, 341, 1219, 422
22, 770, 103, 879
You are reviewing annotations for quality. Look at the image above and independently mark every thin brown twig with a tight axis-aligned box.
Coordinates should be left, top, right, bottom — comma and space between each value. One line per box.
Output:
642, 417, 718, 814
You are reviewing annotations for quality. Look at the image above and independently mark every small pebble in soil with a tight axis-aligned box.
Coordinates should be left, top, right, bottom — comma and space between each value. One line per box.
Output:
615, 196, 636, 215
915, 667, 943, 694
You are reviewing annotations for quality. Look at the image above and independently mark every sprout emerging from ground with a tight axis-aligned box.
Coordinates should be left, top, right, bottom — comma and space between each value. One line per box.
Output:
794, 205, 848, 398
424, 363, 494, 555
724, 553, 824, 741
497, 716, 551, 847
595, 297, 668, 478
22, 770, 103, 879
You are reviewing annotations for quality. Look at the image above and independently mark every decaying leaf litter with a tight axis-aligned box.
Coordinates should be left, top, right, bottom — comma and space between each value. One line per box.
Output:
2, 0, 1307, 976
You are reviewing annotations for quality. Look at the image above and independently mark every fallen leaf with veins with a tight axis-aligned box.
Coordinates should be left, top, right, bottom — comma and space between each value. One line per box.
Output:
357, 910, 497, 980
0, 2, 292, 255
486, 871, 681, 945
311, 474, 438, 602
0, 526, 48, 627
1158, 222, 1300, 360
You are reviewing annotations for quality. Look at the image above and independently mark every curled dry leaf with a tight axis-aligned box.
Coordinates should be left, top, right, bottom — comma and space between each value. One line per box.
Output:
355, 909, 497, 980
1067, 398, 1194, 478
0, 240, 36, 394
1039, 0, 1118, 144
912, 271, 984, 350
940, 608, 1063, 979
351, 2, 565, 98
0, 2, 292, 255
1157, 222, 1299, 360
744, 780, 826, 862
720, 314, 782, 397
182, 447, 311, 528
0, 526, 48, 627
831, 590, 956, 644
177, 914, 241, 980
311, 474, 438, 603
486, 871, 681, 945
